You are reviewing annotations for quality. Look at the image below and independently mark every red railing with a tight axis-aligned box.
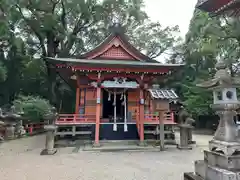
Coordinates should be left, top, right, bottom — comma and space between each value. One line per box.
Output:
56, 114, 107, 124
56, 114, 96, 124
24, 122, 46, 135
135, 112, 176, 124
56, 112, 176, 125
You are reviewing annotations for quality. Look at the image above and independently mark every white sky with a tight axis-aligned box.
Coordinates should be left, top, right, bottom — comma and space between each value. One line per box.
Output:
144, 0, 198, 61
144, 0, 198, 38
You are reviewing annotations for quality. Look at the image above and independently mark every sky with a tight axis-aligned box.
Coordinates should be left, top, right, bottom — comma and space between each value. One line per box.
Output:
144, 0, 198, 38
144, 0, 198, 61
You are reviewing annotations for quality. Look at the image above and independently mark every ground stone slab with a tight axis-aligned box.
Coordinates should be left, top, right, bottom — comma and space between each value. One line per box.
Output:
0, 133, 212, 180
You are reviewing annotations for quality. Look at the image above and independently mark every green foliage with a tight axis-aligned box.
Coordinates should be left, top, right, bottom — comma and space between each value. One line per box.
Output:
0, 0, 181, 110
182, 82, 213, 116
5, 0, 240, 119
129, 20, 181, 58
169, 8, 240, 117
0, 61, 7, 82
13, 95, 52, 122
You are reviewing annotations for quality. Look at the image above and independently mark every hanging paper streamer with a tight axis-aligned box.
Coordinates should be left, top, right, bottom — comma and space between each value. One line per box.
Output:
113, 123, 117, 131
121, 98, 124, 106
108, 92, 111, 101
124, 91, 128, 132
113, 89, 117, 131
120, 92, 123, 100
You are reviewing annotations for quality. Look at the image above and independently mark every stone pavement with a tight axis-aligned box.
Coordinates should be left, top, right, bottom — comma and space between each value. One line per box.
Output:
0, 134, 212, 180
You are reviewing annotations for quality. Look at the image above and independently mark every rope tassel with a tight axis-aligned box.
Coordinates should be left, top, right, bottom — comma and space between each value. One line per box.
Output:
124, 91, 128, 132
113, 123, 117, 131
113, 89, 117, 131
124, 123, 128, 132
120, 93, 123, 100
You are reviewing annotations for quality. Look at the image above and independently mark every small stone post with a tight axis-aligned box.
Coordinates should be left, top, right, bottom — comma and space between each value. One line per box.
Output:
40, 124, 57, 155
177, 124, 192, 150
5, 124, 15, 140
40, 107, 58, 155
188, 128, 193, 144
177, 107, 194, 150
158, 110, 165, 151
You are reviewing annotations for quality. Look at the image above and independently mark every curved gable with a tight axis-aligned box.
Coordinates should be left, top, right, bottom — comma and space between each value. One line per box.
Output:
80, 24, 156, 62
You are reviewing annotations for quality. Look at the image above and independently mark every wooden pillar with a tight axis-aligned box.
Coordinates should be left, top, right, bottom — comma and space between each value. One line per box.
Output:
139, 88, 144, 144
150, 98, 153, 113
75, 87, 80, 114
94, 72, 101, 146
158, 110, 165, 151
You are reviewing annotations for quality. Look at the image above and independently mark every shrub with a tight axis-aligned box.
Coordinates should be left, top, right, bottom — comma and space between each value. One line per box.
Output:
13, 95, 52, 122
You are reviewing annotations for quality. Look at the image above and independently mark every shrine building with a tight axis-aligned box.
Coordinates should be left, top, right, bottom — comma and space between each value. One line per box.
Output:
196, 0, 240, 16
47, 24, 184, 145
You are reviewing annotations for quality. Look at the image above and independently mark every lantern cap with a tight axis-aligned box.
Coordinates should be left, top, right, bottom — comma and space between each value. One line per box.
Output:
197, 60, 240, 89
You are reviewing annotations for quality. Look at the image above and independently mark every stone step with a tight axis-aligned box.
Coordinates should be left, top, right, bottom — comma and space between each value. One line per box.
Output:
144, 130, 173, 134
184, 172, 204, 180
56, 131, 92, 135
82, 144, 157, 152
194, 160, 206, 179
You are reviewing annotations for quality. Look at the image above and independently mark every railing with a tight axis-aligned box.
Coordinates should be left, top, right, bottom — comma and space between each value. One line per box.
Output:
24, 122, 47, 135
56, 112, 176, 125
136, 112, 176, 124
56, 114, 97, 124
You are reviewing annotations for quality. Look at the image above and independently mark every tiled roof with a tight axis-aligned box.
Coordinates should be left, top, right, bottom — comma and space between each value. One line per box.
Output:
48, 57, 184, 67
148, 89, 178, 100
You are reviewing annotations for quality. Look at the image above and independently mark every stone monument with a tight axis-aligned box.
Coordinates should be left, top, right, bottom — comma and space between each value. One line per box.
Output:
2, 106, 24, 140
177, 106, 195, 150
40, 107, 58, 155
184, 61, 240, 180
0, 108, 5, 142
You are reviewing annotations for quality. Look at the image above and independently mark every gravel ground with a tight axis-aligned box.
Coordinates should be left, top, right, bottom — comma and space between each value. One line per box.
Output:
0, 134, 212, 180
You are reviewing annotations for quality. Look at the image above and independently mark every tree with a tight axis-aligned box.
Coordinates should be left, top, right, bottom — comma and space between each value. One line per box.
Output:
170, 9, 240, 116
129, 20, 181, 59
167, 10, 219, 116
0, 0, 181, 108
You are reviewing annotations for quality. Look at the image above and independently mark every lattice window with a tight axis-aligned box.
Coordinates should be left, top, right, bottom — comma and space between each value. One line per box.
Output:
99, 46, 135, 60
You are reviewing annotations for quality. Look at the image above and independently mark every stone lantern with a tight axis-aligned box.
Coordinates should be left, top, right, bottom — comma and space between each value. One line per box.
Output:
184, 61, 240, 180
0, 108, 5, 141
3, 106, 24, 139
40, 107, 58, 155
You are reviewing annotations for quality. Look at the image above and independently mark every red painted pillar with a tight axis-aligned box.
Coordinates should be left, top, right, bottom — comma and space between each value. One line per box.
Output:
75, 87, 80, 114
139, 89, 144, 143
94, 86, 101, 146
29, 124, 33, 135
171, 112, 174, 123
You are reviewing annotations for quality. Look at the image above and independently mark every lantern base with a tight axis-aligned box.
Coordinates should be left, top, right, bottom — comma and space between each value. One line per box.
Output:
209, 139, 240, 156
189, 140, 196, 144
177, 144, 192, 150
40, 148, 57, 155
138, 141, 147, 147
184, 172, 203, 180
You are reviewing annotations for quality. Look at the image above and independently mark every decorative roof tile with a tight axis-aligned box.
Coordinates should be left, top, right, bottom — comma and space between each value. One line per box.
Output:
148, 89, 178, 100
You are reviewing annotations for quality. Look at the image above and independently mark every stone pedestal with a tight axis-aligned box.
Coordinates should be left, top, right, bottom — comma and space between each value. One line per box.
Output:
93, 142, 101, 147
138, 141, 147, 147
40, 125, 57, 155
184, 106, 240, 180
184, 60, 240, 180
177, 124, 192, 150
5, 125, 15, 140
184, 144, 240, 179
188, 128, 196, 144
